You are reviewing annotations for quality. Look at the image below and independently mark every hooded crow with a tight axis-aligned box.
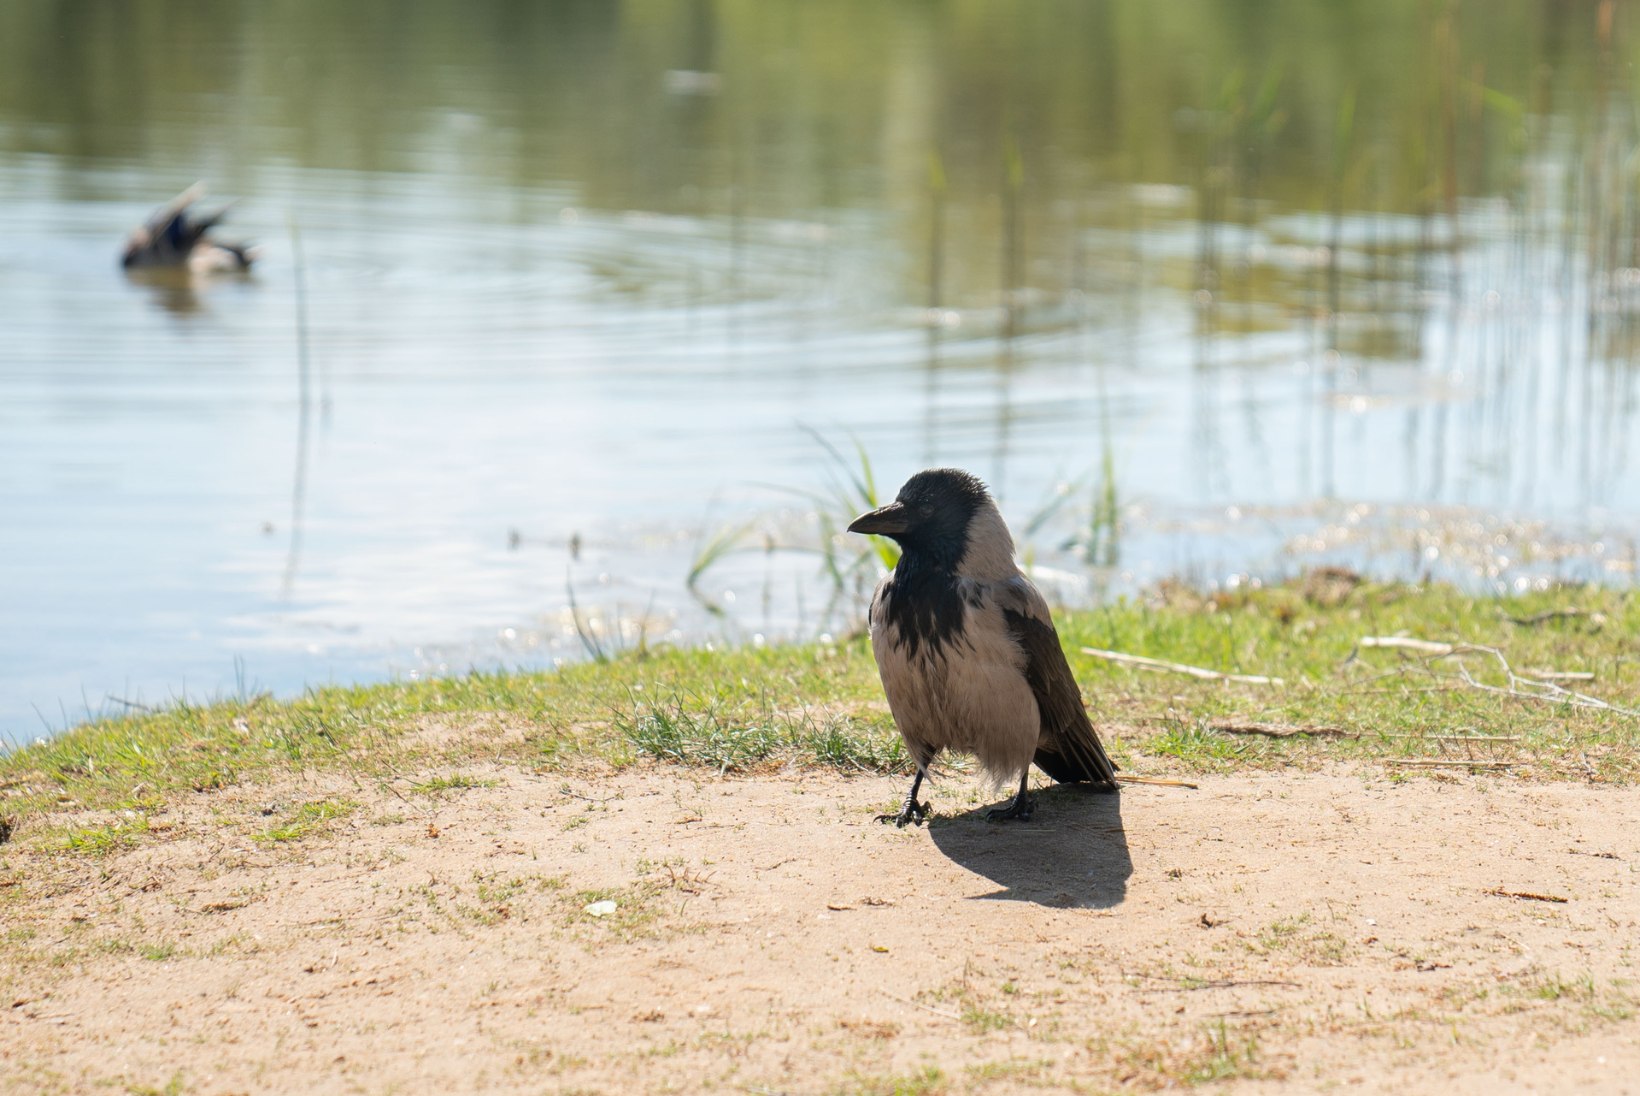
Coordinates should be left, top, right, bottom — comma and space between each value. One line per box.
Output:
849, 468, 1119, 826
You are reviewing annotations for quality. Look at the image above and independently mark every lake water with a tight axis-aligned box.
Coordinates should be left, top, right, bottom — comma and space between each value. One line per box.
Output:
4, 0, 1639, 743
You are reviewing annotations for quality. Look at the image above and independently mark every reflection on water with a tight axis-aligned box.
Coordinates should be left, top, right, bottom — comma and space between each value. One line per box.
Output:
3, 0, 1639, 742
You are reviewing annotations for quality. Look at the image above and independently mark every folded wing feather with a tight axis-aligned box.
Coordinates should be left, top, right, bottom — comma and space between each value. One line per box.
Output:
994, 577, 1120, 787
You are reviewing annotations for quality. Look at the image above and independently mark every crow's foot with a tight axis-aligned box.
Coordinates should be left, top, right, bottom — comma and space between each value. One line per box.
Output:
876, 799, 930, 828
986, 795, 1035, 822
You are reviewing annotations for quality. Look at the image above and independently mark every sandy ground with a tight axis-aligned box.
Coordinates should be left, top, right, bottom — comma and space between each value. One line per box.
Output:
2, 761, 1638, 1095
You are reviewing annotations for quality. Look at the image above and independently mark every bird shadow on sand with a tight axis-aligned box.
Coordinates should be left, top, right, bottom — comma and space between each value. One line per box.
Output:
926, 785, 1131, 909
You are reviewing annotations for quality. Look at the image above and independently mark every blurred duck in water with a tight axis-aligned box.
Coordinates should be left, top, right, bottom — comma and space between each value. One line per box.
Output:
121, 183, 256, 273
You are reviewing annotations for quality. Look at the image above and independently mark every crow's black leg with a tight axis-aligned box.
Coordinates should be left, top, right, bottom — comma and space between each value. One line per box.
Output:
876, 769, 930, 827
986, 769, 1034, 822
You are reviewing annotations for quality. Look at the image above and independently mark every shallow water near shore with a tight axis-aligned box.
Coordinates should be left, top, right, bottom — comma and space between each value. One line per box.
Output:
4, 1, 1640, 743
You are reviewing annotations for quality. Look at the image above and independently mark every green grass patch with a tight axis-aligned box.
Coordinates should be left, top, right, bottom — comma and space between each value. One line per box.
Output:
258, 799, 357, 844
1181, 1019, 1262, 1085
0, 638, 887, 833
567, 883, 671, 941
409, 773, 497, 795
614, 686, 904, 774
127, 1072, 187, 1096
840, 1066, 946, 1096
963, 1059, 1052, 1085
1105, 1016, 1267, 1087
2, 579, 1637, 849
1065, 578, 1640, 777
92, 937, 180, 962
959, 1004, 1013, 1033
60, 815, 150, 855
1527, 971, 1634, 1017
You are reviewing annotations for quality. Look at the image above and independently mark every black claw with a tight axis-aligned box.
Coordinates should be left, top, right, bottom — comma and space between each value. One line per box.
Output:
876, 799, 930, 827
879, 771, 929, 828
986, 796, 1034, 822
989, 770, 1036, 822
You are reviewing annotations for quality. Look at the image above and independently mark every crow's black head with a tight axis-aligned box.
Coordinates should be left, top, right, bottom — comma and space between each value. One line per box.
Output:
848, 467, 993, 568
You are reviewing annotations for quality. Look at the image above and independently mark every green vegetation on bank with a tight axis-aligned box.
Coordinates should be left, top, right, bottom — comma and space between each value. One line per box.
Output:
2, 578, 1637, 851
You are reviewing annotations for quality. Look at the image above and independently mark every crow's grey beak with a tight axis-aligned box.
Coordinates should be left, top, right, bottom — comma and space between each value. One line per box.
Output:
848, 500, 909, 537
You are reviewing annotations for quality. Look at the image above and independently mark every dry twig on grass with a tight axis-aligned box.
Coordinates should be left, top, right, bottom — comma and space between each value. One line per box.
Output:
1114, 775, 1200, 789
880, 990, 961, 1021
1127, 973, 1301, 992
1503, 608, 1605, 629
1356, 637, 1639, 718
559, 786, 621, 805
1358, 636, 1456, 655
1080, 646, 1284, 686
1206, 721, 1356, 739
193, 899, 252, 914
1379, 733, 1520, 743
1384, 759, 1514, 770
1484, 887, 1568, 903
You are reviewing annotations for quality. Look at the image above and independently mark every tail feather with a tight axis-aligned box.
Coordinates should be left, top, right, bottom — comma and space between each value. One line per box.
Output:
1068, 718, 1120, 785
1034, 714, 1119, 788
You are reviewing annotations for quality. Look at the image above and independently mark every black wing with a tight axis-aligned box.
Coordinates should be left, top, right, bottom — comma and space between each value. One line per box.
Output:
125, 184, 226, 267
997, 579, 1119, 788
